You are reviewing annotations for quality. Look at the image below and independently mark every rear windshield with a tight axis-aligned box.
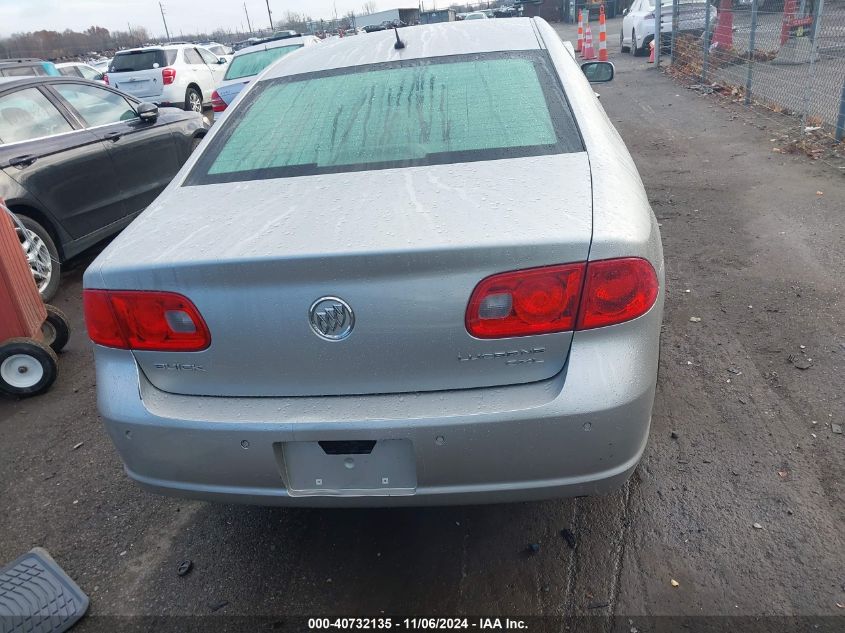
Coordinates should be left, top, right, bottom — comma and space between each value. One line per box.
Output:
223, 45, 302, 81
109, 49, 177, 72
186, 52, 583, 185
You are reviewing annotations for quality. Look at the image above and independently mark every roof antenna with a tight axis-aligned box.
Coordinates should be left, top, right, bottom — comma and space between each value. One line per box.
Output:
393, 27, 405, 50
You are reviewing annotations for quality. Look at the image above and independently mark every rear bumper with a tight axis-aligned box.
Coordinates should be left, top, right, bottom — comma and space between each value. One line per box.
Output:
130, 86, 182, 108
95, 303, 661, 507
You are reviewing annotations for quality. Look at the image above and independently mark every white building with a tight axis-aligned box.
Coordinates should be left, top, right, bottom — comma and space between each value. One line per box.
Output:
354, 7, 421, 28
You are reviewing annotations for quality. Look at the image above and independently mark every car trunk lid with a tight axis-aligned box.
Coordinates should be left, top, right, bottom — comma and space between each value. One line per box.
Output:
95, 154, 593, 398
215, 80, 248, 105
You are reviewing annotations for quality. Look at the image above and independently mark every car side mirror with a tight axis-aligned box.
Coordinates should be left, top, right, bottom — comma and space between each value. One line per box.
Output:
622, 8, 629, 15
581, 61, 614, 83
218, 57, 227, 64
137, 102, 159, 122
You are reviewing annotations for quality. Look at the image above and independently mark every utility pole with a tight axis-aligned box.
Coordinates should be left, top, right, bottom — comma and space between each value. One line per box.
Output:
244, 3, 253, 33
159, 2, 171, 42
265, 0, 273, 31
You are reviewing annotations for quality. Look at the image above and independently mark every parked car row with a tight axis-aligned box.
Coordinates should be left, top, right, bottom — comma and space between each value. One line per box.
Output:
362, 19, 409, 32
455, 7, 520, 20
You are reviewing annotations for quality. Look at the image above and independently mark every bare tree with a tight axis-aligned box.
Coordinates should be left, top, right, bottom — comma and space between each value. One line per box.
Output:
128, 25, 149, 46
0, 24, 154, 60
361, 1, 378, 15
281, 11, 312, 32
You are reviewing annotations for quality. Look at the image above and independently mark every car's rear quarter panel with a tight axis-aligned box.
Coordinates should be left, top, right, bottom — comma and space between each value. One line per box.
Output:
535, 18, 664, 420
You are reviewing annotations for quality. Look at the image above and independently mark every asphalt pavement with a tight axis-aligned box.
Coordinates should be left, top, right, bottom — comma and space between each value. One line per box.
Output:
1, 17, 843, 631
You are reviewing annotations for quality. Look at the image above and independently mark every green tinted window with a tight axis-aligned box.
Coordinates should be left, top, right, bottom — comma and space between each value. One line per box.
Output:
189, 53, 582, 184
0, 88, 73, 144
54, 84, 137, 127
224, 45, 302, 81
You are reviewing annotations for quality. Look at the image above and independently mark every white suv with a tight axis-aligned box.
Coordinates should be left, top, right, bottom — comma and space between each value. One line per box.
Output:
105, 44, 228, 112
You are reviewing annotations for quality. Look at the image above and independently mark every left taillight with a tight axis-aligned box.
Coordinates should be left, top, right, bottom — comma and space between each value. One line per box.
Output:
210, 90, 227, 112
103, 73, 109, 85
465, 257, 658, 338
466, 263, 586, 338
84, 290, 211, 351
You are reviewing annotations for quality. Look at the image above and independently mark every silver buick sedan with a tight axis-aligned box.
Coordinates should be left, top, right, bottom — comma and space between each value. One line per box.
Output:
84, 18, 664, 506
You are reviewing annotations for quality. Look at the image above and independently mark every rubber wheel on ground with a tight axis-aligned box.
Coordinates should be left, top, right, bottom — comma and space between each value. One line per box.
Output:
42, 304, 71, 353
621, 29, 629, 53
14, 214, 61, 302
185, 87, 203, 113
632, 30, 642, 56
0, 338, 58, 397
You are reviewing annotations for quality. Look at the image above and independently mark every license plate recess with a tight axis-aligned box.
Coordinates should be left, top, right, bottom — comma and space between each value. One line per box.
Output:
282, 439, 416, 497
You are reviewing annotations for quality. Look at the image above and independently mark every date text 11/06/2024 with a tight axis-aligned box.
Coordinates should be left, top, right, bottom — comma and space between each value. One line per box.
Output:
308, 618, 528, 630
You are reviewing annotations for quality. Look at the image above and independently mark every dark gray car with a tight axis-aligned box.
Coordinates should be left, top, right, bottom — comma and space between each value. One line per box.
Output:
0, 76, 208, 300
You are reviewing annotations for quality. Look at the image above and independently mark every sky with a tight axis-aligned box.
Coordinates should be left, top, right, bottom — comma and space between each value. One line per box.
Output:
0, 0, 449, 38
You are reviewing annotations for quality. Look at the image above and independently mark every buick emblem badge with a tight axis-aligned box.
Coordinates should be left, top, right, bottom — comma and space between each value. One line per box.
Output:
309, 297, 354, 341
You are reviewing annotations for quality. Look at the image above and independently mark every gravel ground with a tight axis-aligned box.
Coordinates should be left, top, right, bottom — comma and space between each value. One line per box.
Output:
1, 18, 843, 632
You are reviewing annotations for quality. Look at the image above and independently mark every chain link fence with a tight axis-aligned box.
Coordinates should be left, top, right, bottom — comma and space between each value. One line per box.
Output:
652, 0, 845, 163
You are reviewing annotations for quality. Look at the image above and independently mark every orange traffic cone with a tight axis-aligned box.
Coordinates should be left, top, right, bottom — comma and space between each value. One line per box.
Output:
583, 25, 596, 60
576, 9, 584, 53
598, 6, 608, 61
648, 39, 655, 63
581, 12, 590, 58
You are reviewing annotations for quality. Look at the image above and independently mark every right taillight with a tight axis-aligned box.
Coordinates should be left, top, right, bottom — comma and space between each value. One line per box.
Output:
576, 258, 659, 330
162, 67, 176, 85
103, 73, 109, 85
210, 90, 227, 112
465, 258, 658, 338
